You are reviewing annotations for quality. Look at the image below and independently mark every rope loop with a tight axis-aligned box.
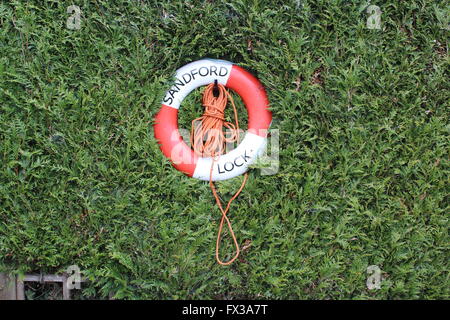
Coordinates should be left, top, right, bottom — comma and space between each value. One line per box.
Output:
190, 83, 248, 265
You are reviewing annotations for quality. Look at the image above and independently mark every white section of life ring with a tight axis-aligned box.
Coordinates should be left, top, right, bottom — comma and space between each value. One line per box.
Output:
193, 132, 267, 181
162, 59, 232, 109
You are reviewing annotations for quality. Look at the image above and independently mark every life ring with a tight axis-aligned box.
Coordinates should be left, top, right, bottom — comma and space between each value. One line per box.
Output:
154, 59, 272, 181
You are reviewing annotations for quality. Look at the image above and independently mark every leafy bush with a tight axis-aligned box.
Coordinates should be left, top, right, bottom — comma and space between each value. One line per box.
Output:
0, 0, 448, 299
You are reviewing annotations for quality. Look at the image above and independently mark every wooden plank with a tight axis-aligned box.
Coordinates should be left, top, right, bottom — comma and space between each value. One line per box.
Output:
23, 274, 87, 283
0, 273, 17, 300
62, 275, 70, 300
2, 273, 87, 300
16, 278, 25, 300
23, 274, 65, 282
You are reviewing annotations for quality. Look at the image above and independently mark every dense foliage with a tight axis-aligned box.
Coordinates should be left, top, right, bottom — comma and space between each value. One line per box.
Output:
0, 0, 448, 299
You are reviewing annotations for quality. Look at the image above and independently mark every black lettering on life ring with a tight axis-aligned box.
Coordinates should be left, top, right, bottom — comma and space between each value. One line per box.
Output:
173, 79, 185, 91
190, 68, 198, 80
219, 66, 228, 76
199, 66, 209, 76
224, 162, 234, 171
181, 72, 192, 84
217, 150, 251, 174
168, 89, 177, 99
210, 65, 218, 76
163, 95, 173, 105
163, 65, 229, 106
234, 156, 244, 167
242, 149, 250, 161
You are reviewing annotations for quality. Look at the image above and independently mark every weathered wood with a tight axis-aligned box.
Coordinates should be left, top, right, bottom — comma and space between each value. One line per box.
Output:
22, 274, 87, 283
1, 273, 86, 300
23, 274, 66, 282
62, 275, 70, 300
16, 278, 25, 300
0, 273, 17, 300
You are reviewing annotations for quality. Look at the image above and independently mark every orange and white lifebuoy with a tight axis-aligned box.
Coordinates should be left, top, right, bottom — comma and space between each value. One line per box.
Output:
154, 59, 272, 181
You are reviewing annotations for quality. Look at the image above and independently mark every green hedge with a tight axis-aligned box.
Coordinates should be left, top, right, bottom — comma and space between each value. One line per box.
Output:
0, 0, 448, 299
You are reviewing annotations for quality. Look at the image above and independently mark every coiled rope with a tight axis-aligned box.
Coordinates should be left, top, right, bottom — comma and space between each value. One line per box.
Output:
190, 83, 248, 266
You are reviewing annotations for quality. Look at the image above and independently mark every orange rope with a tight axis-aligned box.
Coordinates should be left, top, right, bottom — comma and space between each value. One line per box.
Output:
190, 83, 248, 266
